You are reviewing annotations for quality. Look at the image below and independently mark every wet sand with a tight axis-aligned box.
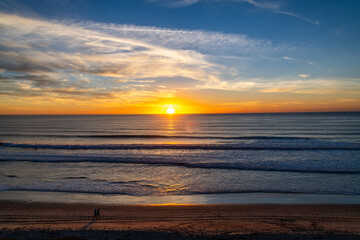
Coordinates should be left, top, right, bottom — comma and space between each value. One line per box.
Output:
0, 201, 359, 239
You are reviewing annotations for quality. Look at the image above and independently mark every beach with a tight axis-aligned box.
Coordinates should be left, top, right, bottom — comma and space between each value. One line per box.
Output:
1, 201, 359, 239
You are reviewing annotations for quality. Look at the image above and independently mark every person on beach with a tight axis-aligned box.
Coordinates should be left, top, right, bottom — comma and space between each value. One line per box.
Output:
97, 208, 100, 219
93, 208, 97, 221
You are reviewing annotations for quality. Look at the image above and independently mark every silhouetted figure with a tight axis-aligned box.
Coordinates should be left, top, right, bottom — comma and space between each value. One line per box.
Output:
93, 208, 97, 221
97, 208, 100, 219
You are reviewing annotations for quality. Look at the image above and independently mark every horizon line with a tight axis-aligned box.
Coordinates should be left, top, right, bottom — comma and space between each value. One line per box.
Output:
0, 110, 359, 116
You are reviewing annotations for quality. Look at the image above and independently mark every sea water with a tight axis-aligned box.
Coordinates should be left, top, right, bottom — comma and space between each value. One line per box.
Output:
0, 112, 360, 204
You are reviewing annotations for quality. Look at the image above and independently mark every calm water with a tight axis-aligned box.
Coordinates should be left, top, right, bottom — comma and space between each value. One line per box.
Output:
0, 112, 360, 204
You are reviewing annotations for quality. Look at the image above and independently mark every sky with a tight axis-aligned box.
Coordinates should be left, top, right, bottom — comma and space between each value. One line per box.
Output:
0, 0, 359, 114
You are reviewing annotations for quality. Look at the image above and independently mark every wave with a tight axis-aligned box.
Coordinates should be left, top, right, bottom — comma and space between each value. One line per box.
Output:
1, 156, 359, 174
0, 133, 316, 139
62, 177, 88, 180
2, 133, 360, 139
1, 142, 360, 150
1, 186, 359, 196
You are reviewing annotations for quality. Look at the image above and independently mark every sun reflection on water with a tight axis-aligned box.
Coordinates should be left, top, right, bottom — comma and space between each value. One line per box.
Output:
158, 184, 186, 195
166, 115, 175, 134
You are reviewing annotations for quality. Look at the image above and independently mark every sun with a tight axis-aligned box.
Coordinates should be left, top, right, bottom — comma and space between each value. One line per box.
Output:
166, 107, 175, 114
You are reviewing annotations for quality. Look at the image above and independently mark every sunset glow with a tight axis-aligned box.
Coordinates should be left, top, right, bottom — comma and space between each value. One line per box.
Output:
0, 1, 359, 114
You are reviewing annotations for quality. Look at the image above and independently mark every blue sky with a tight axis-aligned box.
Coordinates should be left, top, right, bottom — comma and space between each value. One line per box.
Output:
0, 0, 359, 114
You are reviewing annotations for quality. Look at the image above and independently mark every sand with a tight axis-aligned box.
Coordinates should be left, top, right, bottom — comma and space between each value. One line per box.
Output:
0, 201, 360, 239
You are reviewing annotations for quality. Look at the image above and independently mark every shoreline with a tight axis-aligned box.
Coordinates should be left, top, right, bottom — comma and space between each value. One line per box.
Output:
2, 191, 360, 205
1, 201, 359, 239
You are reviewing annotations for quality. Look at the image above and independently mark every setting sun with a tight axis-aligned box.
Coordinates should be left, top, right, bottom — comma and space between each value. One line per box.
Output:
166, 107, 175, 114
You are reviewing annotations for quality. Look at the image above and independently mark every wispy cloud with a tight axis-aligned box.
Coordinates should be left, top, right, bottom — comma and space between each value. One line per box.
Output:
198, 77, 360, 95
282, 56, 313, 65
150, 0, 319, 25
257, 78, 360, 95
0, 12, 273, 103
86, 23, 271, 56
241, 0, 320, 25
149, 0, 199, 7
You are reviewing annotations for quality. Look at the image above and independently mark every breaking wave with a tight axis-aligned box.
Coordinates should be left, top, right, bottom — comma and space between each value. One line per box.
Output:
1, 142, 360, 150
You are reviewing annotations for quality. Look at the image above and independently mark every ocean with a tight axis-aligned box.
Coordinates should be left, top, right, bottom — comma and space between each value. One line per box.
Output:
1, 112, 360, 204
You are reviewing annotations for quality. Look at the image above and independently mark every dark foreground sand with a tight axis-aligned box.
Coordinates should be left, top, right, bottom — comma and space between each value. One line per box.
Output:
0, 201, 359, 239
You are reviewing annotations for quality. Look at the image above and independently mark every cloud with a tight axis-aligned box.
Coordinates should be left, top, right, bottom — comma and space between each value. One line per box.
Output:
337, 98, 358, 103
149, 0, 199, 7
0, 74, 61, 87
256, 78, 360, 95
298, 74, 310, 78
282, 56, 313, 65
243, 0, 320, 25
85, 22, 271, 56
198, 77, 360, 95
0, 12, 356, 113
150, 0, 319, 25
0, 12, 276, 103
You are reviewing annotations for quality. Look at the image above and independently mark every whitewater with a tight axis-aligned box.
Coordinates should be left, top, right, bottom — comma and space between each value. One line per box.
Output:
0, 113, 359, 204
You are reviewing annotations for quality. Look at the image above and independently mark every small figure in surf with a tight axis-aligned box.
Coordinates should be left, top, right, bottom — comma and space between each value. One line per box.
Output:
96, 208, 100, 219
93, 208, 97, 221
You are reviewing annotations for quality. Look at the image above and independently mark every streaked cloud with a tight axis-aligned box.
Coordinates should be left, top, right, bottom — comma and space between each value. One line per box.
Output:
198, 77, 360, 95
256, 78, 360, 95
85, 22, 271, 56
150, 0, 319, 25
243, 0, 320, 25
282, 56, 313, 65
149, 0, 199, 7
0, 12, 275, 103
